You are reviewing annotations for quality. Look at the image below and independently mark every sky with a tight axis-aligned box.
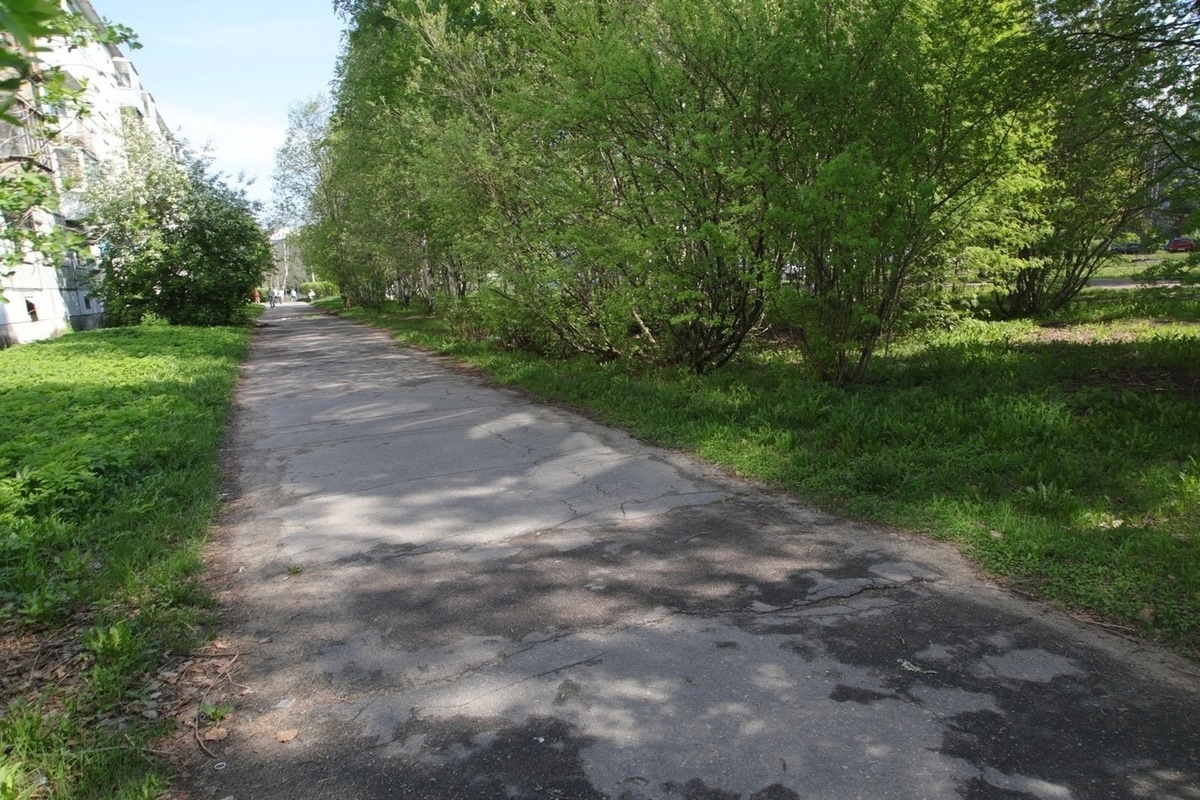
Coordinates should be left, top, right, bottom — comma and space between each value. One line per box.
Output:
92, 0, 345, 211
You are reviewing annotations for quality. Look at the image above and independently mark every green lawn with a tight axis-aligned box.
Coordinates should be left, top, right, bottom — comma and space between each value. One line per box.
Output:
1092, 250, 1193, 281
330, 287, 1200, 656
0, 324, 251, 798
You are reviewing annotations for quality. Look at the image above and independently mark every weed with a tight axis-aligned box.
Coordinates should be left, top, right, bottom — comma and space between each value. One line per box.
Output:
200, 701, 233, 726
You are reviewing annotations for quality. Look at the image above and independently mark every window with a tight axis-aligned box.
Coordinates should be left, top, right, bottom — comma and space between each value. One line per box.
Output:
25, 299, 37, 322
55, 147, 83, 188
82, 151, 101, 185
114, 62, 133, 89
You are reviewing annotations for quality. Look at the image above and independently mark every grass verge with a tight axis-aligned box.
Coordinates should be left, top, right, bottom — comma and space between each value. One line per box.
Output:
324, 289, 1200, 656
1091, 251, 1191, 281
0, 323, 251, 798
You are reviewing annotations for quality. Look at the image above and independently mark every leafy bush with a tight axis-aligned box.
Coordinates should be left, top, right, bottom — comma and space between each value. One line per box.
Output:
85, 117, 271, 327
300, 280, 338, 299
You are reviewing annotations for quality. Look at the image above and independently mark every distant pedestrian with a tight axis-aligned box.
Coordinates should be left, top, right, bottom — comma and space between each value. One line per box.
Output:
307, 289, 315, 302
291, 288, 298, 302
253, 288, 260, 303
268, 289, 276, 308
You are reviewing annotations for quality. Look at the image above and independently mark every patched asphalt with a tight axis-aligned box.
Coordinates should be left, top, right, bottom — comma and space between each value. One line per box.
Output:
175, 303, 1200, 799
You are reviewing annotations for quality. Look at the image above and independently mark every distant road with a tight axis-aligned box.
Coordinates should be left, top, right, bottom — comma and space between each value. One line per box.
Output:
1087, 278, 1182, 289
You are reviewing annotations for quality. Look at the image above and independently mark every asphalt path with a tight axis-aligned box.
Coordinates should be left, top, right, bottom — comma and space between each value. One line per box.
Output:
178, 302, 1200, 799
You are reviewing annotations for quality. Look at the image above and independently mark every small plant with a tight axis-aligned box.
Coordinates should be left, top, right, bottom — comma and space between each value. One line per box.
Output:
200, 702, 233, 726
0, 763, 25, 800
286, 563, 303, 575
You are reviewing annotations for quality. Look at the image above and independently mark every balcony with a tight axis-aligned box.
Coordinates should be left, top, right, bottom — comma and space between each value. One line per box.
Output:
0, 96, 52, 171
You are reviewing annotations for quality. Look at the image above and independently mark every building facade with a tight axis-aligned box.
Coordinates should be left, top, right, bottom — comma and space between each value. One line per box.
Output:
0, 0, 171, 346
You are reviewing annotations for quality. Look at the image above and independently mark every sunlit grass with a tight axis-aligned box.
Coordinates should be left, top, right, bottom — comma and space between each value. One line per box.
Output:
336, 288, 1200, 654
0, 324, 250, 797
1091, 251, 1192, 281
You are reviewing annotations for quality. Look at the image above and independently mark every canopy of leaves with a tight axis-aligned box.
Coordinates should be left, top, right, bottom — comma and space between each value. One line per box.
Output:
283, 0, 1199, 383
86, 117, 271, 327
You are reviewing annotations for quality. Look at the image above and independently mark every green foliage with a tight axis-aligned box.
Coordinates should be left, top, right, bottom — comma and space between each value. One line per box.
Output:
0, 3, 141, 290
975, 15, 1173, 317
199, 701, 233, 726
85, 117, 270, 327
0, 0, 66, 124
0, 324, 247, 797
0, 326, 244, 621
299, 279, 337, 298
1141, 248, 1200, 286
299, 0, 1200, 385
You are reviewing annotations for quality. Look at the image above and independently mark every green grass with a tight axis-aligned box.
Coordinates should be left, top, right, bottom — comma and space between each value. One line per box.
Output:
0, 324, 251, 798
332, 290, 1200, 655
1056, 285, 1200, 324
1092, 251, 1192, 281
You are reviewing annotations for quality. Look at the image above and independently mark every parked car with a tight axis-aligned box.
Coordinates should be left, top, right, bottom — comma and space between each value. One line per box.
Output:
1109, 241, 1145, 254
1166, 237, 1195, 253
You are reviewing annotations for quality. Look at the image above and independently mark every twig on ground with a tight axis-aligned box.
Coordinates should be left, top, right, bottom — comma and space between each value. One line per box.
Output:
27, 639, 45, 683
220, 654, 250, 691
176, 652, 249, 658
1076, 618, 1137, 633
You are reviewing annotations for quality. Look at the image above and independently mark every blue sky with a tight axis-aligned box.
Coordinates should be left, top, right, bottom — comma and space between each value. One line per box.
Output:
93, 0, 345, 209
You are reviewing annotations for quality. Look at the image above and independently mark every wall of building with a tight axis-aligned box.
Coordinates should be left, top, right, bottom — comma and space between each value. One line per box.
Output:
0, 0, 170, 347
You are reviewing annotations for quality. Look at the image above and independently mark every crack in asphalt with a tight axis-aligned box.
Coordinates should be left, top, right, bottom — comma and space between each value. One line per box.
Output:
256, 407, 502, 446
756, 578, 930, 613
665, 577, 928, 620
421, 653, 607, 712
396, 631, 586, 694
300, 442, 641, 500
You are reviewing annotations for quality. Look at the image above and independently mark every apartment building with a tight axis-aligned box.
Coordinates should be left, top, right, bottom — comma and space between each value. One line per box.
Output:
0, 0, 171, 346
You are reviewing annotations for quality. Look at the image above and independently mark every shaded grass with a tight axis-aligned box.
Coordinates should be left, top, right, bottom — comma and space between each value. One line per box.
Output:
0, 324, 251, 798
336, 290, 1200, 655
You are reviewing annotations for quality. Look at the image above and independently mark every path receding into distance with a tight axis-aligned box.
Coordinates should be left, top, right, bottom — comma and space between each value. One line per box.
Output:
177, 302, 1200, 799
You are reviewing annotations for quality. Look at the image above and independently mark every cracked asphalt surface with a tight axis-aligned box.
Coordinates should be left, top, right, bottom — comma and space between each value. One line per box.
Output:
176, 303, 1200, 799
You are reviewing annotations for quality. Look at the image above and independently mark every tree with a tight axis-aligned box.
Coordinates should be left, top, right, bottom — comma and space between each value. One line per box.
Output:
319, 0, 1194, 382
272, 95, 333, 230
275, 24, 432, 310
990, 105, 1164, 316
85, 115, 271, 326
325, 1, 491, 312
967, 0, 1197, 314
488, 0, 795, 370
435, 0, 1046, 380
